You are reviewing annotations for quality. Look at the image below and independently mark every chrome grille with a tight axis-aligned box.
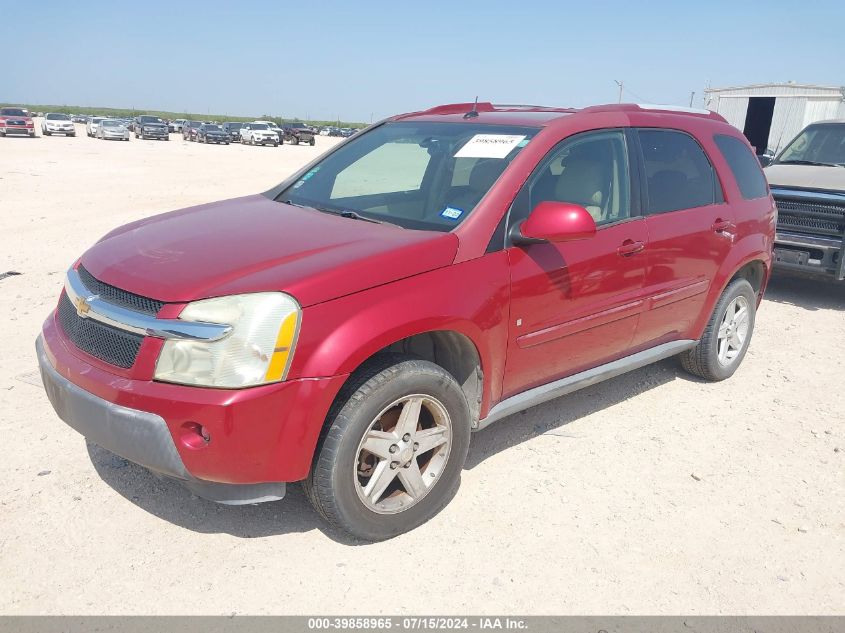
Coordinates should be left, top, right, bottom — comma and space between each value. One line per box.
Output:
77, 265, 164, 315
57, 293, 143, 369
775, 197, 845, 237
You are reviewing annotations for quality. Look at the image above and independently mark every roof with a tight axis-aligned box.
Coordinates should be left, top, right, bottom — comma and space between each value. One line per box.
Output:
395, 102, 725, 126
705, 82, 845, 94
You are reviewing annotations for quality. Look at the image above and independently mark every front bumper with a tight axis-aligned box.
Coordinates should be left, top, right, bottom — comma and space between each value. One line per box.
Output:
2, 126, 34, 135
140, 128, 168, 137
774, 231, 845, 280
38, 313, 348, 498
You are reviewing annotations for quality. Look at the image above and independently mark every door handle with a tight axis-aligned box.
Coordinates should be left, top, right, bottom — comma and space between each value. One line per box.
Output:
617, 240, 645, 257
711, 219, 735, 233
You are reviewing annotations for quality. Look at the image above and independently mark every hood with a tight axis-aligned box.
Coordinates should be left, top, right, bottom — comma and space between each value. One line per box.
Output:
79, 194, 459, 307
764, 164, 845, 193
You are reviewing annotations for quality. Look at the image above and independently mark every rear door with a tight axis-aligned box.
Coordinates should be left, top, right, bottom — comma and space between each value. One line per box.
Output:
631, 128, 735, 347
503, 129, 649, 397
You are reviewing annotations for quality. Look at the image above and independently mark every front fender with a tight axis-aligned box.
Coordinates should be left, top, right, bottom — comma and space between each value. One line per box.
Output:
288, 252, 511, 417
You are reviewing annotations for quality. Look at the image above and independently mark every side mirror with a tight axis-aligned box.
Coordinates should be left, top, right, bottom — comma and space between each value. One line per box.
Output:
513, 201, 597, 245
758, 154, 774, 167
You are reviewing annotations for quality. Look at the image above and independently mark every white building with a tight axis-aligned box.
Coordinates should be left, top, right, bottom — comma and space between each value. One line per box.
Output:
704, 83, 845, 155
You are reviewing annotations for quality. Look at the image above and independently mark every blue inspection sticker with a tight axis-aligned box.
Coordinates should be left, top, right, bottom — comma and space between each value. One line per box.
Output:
440, 206, 464, 220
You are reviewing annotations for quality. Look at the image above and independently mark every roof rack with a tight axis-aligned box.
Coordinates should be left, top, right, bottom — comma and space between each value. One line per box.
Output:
580, 103, 723, 119
419, 102, 574, 115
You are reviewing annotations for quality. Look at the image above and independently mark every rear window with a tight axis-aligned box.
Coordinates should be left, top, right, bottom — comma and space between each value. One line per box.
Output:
638, 129, 719, 214
714, 135, 769, 200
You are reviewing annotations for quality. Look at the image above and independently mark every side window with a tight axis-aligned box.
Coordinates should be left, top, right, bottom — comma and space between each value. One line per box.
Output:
527, 130, 631, 226
638, 129, 718, 213
713, 134, 769, 200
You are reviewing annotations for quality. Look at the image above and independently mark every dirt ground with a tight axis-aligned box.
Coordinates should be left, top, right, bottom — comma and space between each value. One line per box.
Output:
1, 122, 843, 615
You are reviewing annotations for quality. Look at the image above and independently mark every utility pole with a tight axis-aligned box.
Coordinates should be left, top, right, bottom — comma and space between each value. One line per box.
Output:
689, 91, 696, 107
614, 80, 623, 103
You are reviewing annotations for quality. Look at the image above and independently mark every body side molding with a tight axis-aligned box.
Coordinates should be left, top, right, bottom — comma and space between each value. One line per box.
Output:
476, 339, 697, 431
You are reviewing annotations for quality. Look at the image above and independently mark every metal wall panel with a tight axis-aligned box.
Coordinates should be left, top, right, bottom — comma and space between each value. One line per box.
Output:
768, 97, 807, 154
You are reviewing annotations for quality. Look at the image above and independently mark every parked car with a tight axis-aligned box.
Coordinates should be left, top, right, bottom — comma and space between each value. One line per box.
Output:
71, 114, 87, 123
761, 120, 845, 281
319, 127, 331, 136
134, 115, 169, 140
85, 117, 106, 137
42, 113, 76, 136
253, 120, 283, 144
182, 120, 203, 141
339, 127, 356, 138
0, 106, 35, 137
96, 118, 130, 141
240, 122, 279, 146
196, 123, 230, 145
36, 102, 774, 541
221, 121, 243, 142
282, 121, 316, 145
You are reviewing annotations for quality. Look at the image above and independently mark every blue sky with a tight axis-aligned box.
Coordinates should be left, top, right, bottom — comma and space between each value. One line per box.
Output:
3, 0, 843, 122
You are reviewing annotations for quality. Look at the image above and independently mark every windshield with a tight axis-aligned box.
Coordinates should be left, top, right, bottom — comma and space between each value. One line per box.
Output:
776, 124, 845, 167
1, 108, 28, 117
277, 121, 538, 231
46, 113, 70, 120
251, 123, 269, 130
92, 117, 104, 123
225, 122, 243, 129
102, 120, 122, 127
204, 124, 222, 131
140, 116, 164, 124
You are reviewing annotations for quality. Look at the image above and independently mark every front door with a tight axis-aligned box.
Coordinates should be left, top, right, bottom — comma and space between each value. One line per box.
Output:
503, 129, 648, 398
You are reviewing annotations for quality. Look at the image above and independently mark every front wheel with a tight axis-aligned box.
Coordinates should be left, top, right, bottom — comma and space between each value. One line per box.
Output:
680, 277, 756, 381
304, 356, 471, 541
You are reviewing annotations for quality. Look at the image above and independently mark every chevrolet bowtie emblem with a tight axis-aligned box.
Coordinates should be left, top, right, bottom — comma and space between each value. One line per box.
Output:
74, 294, 98, 318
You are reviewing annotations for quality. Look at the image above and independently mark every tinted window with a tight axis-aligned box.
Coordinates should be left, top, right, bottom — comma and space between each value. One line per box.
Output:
714, 134, 769, 200
527, 130, 631, 226
639, 129, 718, 213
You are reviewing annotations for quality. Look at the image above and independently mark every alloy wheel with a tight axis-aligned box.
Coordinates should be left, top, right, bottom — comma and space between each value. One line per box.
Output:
717, 295, 749, 366
354, 394, 452, 515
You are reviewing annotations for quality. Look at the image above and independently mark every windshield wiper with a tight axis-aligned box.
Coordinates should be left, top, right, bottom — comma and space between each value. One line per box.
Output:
280, 200, 390, 225
776, 159, 844, 167
337, 210, 385, 224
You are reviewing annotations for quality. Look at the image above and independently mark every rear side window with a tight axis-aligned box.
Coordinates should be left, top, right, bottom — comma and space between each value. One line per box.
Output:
638, 129, 719, 213
714, 134, 769, 200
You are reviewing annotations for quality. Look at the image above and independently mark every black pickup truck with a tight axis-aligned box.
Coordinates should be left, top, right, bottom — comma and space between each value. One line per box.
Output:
281, 121, 316, 146
763, 120, 845, 281
134, 115, 170, 140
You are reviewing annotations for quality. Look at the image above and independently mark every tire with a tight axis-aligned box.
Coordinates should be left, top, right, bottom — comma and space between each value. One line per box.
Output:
44, 130, 51, 136
304, 355, 471, 541
293, 137, 300, 145
309, 138, 315, 146
680, 278, 756, 382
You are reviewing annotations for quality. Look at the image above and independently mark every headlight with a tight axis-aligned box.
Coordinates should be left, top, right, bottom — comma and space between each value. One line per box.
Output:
154, 292, 301, 388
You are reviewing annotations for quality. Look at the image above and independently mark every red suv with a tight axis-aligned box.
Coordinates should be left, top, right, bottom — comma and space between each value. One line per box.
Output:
38, 102, 775, 540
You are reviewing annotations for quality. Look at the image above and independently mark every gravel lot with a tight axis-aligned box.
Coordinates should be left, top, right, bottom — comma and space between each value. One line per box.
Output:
1, 122, 843, 615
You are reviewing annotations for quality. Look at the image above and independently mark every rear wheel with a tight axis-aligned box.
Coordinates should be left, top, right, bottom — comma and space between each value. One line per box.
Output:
680, 278, 756, 381
309, 137, 315, 146
304, 356, 470, 541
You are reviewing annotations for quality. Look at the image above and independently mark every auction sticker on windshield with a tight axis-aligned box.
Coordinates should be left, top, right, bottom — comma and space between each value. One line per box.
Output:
455, 134, 527, 159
